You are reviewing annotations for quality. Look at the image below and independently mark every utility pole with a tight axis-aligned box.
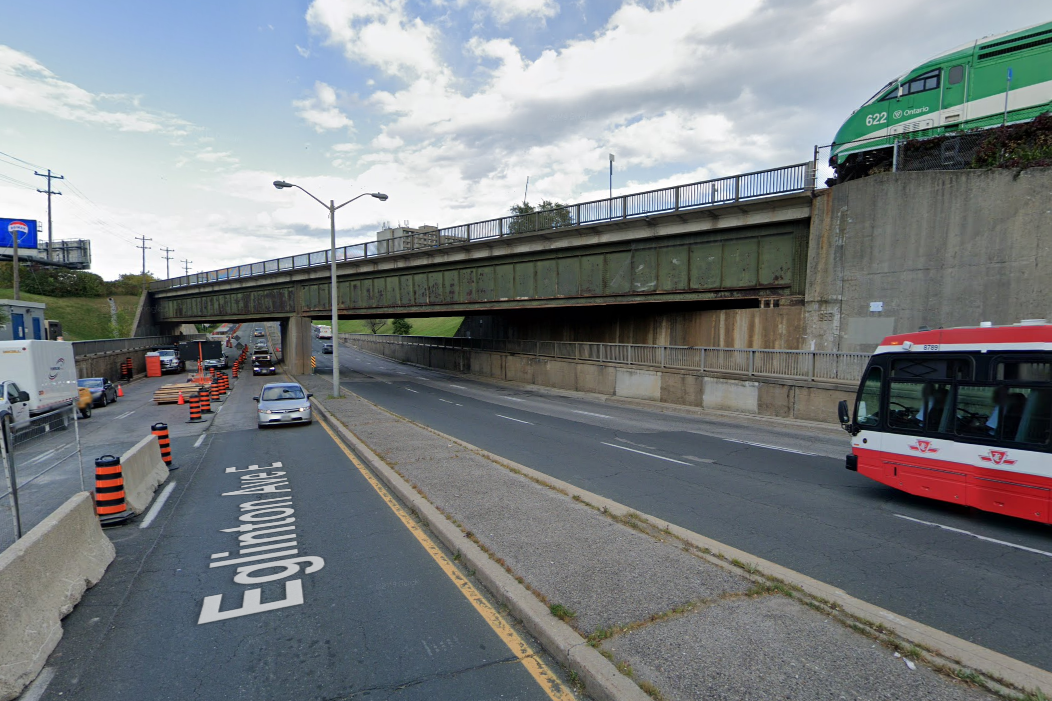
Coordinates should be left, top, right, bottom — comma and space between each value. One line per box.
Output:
609, 153, 615, 199
34, 169, 64, 261
182, 259, 192, 276
135, 235, 152, 282
11, 225, 18, 301
161, 246, 175, 279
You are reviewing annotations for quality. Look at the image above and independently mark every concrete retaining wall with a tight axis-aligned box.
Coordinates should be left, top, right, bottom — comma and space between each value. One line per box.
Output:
0, 492, 115, 701
354, 340, 854, 424
121, 435, 168, 514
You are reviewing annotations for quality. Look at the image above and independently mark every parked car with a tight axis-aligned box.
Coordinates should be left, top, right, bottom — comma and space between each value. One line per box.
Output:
78, 377, 118, 407
322, 343, 333, 355
253, 383, 312, 428
203, 356, 228, 370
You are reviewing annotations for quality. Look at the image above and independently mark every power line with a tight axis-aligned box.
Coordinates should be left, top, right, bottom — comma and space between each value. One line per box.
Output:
35, 169, 64, 261
161, 246, 175, 279
0, 149, 42, 169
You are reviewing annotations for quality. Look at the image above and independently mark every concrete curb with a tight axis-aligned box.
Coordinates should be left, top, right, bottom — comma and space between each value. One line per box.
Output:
396, 416, 1052, 698
0, 492, 115, 701
120, 434, 168, 514
309, 395, 650, 701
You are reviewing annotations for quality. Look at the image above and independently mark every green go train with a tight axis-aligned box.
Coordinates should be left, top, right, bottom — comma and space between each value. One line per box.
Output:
831, 20, 1052, 181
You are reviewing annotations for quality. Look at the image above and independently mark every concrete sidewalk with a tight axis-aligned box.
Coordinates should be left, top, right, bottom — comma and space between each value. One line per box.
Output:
298, 372, 1021, 701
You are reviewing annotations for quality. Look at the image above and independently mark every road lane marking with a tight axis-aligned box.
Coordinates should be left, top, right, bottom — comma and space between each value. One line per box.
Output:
405, 388, 419, 393
24, 448, 58, 466
601, 442, 691, 465
449, 384, 467, 389
114, 410, 135, 420
723, 438, 818, 456
572, 410, 611, 418
438, 398, 454, 404
139, 482, 176, 529
496, 414, 532, 425
892, 514, 1052, 558
506, 397, 525, 402
194, 434, 206, 448
316, 419, 573, 701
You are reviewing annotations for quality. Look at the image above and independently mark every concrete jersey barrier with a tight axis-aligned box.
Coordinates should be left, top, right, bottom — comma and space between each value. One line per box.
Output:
0, 492, 115, 701
121, 434, 169, 514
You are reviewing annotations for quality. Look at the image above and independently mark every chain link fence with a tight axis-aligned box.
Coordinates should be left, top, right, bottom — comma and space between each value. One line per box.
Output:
895, 131, 988, 172
1, 405, 88, 552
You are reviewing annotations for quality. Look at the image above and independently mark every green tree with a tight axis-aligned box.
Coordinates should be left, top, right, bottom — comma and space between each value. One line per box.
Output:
507, 200, 574, 234
391, 318, 413, 335
105, 273, 156, 296
365, 318, 387, 334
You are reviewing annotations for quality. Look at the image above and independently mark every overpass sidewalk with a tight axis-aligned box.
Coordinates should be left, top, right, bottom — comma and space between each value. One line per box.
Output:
297, 371, 1032, 701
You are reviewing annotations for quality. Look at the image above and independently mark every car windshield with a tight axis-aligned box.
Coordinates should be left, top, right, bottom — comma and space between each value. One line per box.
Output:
261, 386, 305, 401
78, 379, 103, 388
157, 350, 176, 357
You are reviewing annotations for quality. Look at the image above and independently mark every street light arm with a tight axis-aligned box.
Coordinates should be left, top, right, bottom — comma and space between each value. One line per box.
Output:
292, 184, 332, 210
333, 192, 374, 211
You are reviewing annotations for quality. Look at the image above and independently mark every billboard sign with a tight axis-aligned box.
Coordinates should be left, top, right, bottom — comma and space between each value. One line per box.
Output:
0, 218, 39, 249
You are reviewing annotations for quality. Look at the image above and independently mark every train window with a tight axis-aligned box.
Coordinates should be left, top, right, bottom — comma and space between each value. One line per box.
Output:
880, 86, 901, 101
1004, 387, 1052, 445
856, 367, 882, 427
948, 65, 965, 85
891, 357, 971, 381
996, 360, 1052, 382
903, 69, 940, 96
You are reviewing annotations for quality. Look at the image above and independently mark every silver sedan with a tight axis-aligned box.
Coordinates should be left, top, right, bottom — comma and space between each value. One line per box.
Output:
254, 383, 313, 428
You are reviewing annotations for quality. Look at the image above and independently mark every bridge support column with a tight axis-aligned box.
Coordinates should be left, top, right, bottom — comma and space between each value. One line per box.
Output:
282, 315, 313, 375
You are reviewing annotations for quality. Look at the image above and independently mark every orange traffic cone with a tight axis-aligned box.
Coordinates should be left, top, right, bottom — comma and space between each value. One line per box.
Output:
117, 384, 124, 397
178, 392, 185, 405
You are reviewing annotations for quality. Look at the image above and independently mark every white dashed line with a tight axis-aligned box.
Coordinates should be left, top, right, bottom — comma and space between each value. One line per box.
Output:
405, 388, 419, 393
496, 414, 532, 425
893, 514, 1052, 558
194, 434, 206, 448
723, 438, 817, 456
139, 482, 177, 529
25, 448, 58, 466
572, 410, 611, 418
438, 398, 454, 404
601, 442, 691, 465
449, 384, 467, 389
114, 410, 135, 420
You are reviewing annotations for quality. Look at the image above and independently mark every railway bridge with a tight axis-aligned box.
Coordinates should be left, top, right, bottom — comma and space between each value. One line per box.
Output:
142, 163, 816, 372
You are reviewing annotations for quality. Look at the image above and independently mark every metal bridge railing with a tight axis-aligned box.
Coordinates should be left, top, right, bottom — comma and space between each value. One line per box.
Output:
151, 161, 814, 291
340, 334, 868, 385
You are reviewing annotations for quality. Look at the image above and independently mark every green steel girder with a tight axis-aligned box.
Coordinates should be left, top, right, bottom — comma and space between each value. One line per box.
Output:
154, 221, 809, 323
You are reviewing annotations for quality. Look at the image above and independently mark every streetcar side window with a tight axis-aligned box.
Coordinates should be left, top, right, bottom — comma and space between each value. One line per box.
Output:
1003, 387, 1052, 445
856, 367, 882, 427
955, 385, 1000, 438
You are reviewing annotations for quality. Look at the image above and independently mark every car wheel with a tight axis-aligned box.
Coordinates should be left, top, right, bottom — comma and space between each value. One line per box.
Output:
101, 394, 108, 407
81, 404, 92, 419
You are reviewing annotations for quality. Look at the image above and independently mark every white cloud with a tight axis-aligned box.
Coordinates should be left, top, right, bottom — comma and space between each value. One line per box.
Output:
462, 0, 559, 23
293, 80, 354, 132
0, 45, 191, 135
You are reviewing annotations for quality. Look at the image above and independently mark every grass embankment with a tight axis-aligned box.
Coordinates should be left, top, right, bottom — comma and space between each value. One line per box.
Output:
335, 317, 463, 337
0, 288, 141, 341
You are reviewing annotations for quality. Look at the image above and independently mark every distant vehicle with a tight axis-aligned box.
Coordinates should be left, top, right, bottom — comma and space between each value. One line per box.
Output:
154, 348, 185, 373
254, 328, 265, 338
0, 341, 77, 426
253, 383, 312, 428
317, 325, 332, 340
253, 361, 276, 376
255, 340, 269, 349
839, 321, 1052, 524
78, 377, 119, 407
322, 343, 333, 355
830, 20, 1052, 182
203, 356, 228, 370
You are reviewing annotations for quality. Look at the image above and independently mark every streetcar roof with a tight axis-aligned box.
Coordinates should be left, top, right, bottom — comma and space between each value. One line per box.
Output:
875, 322, 1052, 354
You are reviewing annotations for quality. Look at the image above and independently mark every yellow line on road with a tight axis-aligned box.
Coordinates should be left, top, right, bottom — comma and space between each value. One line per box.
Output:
317, 418, 575, 701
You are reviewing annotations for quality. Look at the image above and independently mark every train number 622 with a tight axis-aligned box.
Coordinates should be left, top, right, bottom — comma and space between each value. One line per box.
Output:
865, 112, 888, 127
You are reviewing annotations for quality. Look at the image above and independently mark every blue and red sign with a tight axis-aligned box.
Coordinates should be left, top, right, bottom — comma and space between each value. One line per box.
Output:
0, 217, 38, 249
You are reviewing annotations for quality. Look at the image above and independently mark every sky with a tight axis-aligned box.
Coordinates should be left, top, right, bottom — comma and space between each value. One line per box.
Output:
0, 0, 1048, 280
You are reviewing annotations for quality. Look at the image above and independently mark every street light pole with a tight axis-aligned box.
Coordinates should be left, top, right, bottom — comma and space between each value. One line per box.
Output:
329, 199, 339, 399
273, 181, 388, 397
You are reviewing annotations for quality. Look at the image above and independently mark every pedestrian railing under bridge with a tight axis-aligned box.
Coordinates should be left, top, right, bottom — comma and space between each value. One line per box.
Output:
342, 334, 870, 385
151, 161, 816, 291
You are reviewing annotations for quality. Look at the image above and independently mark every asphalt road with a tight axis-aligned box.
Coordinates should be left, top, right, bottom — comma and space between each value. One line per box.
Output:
33, 360, 569, 701
319, 338, 1052, 673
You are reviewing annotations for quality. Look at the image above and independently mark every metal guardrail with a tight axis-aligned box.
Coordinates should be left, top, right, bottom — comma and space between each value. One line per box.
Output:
71, 335, 203, 357
342, 334, 869, 385
152, 162, 815, 291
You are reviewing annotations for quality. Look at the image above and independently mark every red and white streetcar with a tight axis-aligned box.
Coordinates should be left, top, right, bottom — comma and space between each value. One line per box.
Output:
838, 321, 1052, 524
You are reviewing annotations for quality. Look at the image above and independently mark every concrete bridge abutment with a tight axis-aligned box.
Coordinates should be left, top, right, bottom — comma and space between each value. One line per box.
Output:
281, 315, 313, 375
